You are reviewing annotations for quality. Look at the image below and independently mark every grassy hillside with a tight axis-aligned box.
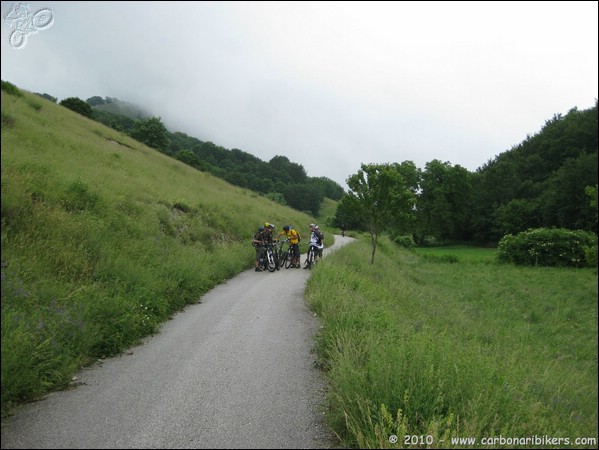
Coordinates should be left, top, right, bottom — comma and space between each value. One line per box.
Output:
1, 86, 319, 414
317, 196, 339, 226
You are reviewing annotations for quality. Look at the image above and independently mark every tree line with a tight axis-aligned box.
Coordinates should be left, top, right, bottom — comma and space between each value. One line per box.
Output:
51, 95, 344, 216
51, 93, 597, 247
334, 101, 598, 254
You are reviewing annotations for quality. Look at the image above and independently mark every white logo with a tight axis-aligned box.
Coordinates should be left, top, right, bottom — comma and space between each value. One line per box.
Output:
4, 3, 54, 49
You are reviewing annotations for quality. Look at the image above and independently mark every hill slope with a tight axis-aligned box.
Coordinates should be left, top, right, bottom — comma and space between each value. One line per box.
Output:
1, 86, 316, 413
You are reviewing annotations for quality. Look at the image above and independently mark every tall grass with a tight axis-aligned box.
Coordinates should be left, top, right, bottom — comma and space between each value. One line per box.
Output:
414, 245, 497, 264
1, 89, 319, 414
306, 236, 598, 448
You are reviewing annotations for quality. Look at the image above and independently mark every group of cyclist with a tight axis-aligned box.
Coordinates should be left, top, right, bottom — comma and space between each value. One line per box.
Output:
252, 223, 324, 272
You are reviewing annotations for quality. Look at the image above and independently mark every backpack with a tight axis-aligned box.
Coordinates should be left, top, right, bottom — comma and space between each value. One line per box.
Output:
295, 229, 301, 242
252, 231, 264, 247
314, 230, 324, 244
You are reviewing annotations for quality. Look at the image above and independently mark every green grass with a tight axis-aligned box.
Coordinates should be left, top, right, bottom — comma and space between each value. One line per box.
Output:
318, 197, 338, 221
306, 237, 598, 448
414, 245, 497, 264
3, 87, 597, 448
1, 88, 317, 415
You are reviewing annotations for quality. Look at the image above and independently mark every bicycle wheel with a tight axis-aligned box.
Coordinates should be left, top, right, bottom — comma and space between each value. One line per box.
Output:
278, 246, 287, 268
272, 246, 280, 270
305, 246, 314, 269
266, 249, 276, 272
284, 250, 293, 269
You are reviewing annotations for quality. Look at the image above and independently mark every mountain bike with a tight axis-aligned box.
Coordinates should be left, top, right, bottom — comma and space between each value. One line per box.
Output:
277, 239, 294, 269
266, 242, 279, 271
304, 244, 321, 269
258, 244, 277, 272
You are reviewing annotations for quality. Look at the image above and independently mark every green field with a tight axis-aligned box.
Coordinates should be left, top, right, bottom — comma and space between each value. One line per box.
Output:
306, 237, 598, 448
414, 245, 498, 264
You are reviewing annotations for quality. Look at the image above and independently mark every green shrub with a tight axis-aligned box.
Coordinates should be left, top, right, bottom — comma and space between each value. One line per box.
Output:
1, 80, 23, 97
393, 235, 415, 249
59, 97, 94, 119
497, 227, 598, 267
59, 179, 100, 212
1, 111, 15, 127
585, 243, 598, 272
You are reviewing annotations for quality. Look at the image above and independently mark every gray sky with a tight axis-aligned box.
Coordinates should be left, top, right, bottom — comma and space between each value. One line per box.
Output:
2, 1, 597, 188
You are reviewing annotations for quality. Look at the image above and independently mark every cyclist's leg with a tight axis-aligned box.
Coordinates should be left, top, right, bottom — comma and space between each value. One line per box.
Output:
293, 244, 301, 267
255, 247, 265, 271
304, 246, 311, 268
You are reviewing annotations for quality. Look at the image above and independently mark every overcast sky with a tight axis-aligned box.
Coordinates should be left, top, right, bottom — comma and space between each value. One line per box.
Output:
2, 1, 597, 188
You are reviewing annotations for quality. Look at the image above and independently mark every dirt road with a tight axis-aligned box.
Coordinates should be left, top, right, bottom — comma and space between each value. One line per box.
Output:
1, 236, 354, 449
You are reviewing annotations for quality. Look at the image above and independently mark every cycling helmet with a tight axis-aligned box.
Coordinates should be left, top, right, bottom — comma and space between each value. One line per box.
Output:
268, 223, 275, 229
309, 223, 316, 228
283, 225, 290, 231
258, 226, 265, 232
264, 222, 270, 228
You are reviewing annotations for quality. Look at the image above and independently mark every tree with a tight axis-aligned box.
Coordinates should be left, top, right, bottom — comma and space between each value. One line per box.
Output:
34, 92, 57, 103
86, 96, 105, 106
308, 176, 345, 201
281, 183, 323, 216
269, 155, 308, 184
416, 160, 474, 242
59, 97, 93, 119
346, 163, 416, 264
539, 151, 598, 231
493, 198, 540, 236
128, 117, 168, 151
585, 184, 598, 226
334, 194, 362, 230
175, 149, 203, 170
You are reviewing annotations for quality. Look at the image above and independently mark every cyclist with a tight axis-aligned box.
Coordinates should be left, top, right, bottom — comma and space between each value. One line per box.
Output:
264, 223, 277, 244
252, 225, 267, 272
278, 225, 301, 268
314, 225, 324, 257
305, 223, 324, 268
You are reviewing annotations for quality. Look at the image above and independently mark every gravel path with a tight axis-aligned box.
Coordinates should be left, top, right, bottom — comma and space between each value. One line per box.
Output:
1, 236, 354, 449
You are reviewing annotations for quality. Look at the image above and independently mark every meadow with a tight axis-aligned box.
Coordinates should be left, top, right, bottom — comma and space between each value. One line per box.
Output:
413, 245, 497, 264
306, 237, 598, 448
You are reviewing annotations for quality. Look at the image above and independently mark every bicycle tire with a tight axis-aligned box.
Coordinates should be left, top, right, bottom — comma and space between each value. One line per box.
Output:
278, 248, 287, 268
266, 249, 276, 272
284, 250, 293, 269
272, 246, 280, 270
305, 246, 315, 269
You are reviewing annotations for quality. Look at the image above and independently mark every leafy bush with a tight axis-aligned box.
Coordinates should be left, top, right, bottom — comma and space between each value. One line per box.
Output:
59, 179, 100, 212
59, 97, 94, 119
497, 227, 597, 267
393, 235, 415, 248
1, 80, 23, 96
1, 111, 15, 128
585, 243, 598, 272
